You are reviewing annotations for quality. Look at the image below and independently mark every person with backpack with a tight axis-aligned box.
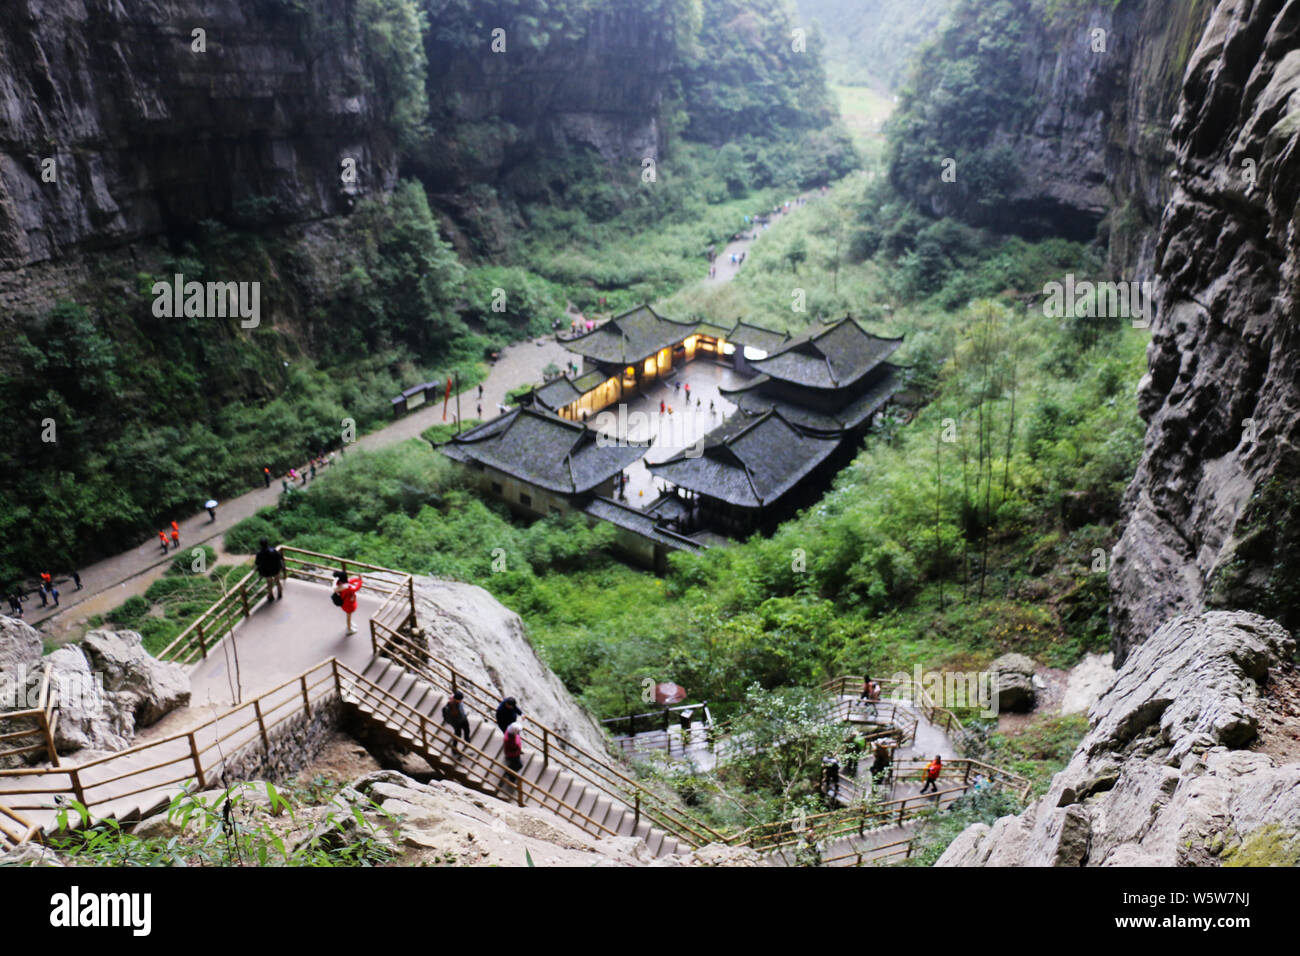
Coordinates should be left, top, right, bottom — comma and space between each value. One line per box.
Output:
920, 755, 943, 794
442, 691, 472, 754
331, 570, 362, 634
495, 696, 523, 733
170, 525, 180, 549
255, 539, 284, 602
502, 723, 524, 787
821, 755, 840, 804
871, 739, 894, 785
860, 674, 881, 716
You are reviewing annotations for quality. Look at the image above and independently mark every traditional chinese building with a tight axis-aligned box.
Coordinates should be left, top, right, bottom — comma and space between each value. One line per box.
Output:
718, 316, 904, 438
439, 405, 647, 519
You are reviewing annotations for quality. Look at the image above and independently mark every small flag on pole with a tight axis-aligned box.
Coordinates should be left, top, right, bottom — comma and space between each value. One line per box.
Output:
443, 375, 452, 421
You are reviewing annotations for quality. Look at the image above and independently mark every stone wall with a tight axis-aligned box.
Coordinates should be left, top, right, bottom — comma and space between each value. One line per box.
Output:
211, 696, 343, 790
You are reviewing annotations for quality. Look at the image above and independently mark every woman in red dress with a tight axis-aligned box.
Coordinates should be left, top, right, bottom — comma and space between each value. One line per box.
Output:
333, 570, 363, 635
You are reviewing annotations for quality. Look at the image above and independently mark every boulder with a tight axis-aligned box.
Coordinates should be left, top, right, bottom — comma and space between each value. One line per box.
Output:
47, 646, 131, 754
0, 616, 46, 767
990, 653, 1037, 713
81, 629, 190, 726
939, 612, 1299, 867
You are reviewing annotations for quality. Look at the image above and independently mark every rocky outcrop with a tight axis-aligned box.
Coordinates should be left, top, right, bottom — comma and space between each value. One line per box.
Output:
412, 577, 609, 758
0, 616, 45, 768
938, 612, 1299, 867
990, 653, 1037, 713
1110, 0, 1300, 662
0, 620, 191, 758
80, 630, 190, 727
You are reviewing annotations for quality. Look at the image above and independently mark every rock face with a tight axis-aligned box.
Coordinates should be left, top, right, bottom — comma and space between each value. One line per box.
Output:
990, 653, 1037, 713
412, 577, 610, 759
0, 620, 191, 758
80, 630, 190, 727
1110, 0, 1300, 663
938, 612, 1299, 867
0, 616, 46, 767
897, 0, 1214, 274
0, 0, 398, 270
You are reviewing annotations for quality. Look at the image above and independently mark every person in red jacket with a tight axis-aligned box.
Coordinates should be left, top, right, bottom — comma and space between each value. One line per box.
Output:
158, 530, 169, 552
332, 570, 363, 634
920, 755, 943, 794
502, 723, 524, 791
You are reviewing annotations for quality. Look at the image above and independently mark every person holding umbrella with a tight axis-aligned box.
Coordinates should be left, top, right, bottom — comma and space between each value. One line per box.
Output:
205, 499, 218, 522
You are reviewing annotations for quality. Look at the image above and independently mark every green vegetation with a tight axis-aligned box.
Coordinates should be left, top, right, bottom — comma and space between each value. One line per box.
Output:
900, 787, 1024, 865
1222, 824, 1300, 868
887, 0, 1035, 228
103, 561, 250, 656
42, 782, 397, 867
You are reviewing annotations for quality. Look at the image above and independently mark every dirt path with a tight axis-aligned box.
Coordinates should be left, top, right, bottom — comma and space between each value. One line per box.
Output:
23, 187, 826, 643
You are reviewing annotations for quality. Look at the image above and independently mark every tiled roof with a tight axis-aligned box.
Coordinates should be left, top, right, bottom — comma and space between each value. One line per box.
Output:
582, 497, 705, 552
563, 305, 698, 365
440, 406, 648, 495
727, 321, 790, 353
572, 369, 608, 393
531, 377, 582, 410
750, 316, 902, 389
727, 365, 904, 434
647, 410, 839, 509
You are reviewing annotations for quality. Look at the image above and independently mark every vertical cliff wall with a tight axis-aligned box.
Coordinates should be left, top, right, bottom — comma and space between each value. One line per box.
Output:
0, 0, 399, 271
889, 0, 1213, 276
1110, 0, 1300, 663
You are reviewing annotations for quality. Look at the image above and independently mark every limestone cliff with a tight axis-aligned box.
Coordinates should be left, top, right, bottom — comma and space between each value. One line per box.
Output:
0, 0, 399, 271
938, 612, 1299, 867
1110, 0, 1300, 661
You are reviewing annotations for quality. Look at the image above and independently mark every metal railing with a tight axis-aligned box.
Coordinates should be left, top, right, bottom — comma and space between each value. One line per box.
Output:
0, 662, 60, 767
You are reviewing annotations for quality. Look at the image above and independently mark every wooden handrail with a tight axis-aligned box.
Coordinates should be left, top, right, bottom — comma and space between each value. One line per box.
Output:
372, 624, 722, 847
331, 661, 623, 842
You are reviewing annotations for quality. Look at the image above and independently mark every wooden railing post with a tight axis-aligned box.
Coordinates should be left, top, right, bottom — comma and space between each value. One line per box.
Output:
240, 583, 250, 618
450, 668, 459, 697
331, 658, 341, 694
407, 575, 415, 624
301, 676, 312, 718
543, 728, 550, 770
68, 767, 85, 807
253, 700, 269, 751
196, 620, 207, 660
188, 732, 207, 789
370, 620, 378, 655
419, 712, 427, 750
634, 792, 641, 827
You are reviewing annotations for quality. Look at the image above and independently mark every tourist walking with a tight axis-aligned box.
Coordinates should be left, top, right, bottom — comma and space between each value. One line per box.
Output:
37, 583, 48, 606
920, 755, 943, 794
49, 584, 59, 607
822, 755, 840, 803
263, 466, 271, 488
442, 691, 472, 754
158, 530, 169, 553
861, 675, 881, 716
205, 500, 218, 522
170, 527, 180, 549
72, 571, 81, 590
502, 723, 524, 787
255, 539, 284, 602
7, 592, 22, 617
495, 696, 523, 733
871, 739, 893, 785
331, 569, 363, 634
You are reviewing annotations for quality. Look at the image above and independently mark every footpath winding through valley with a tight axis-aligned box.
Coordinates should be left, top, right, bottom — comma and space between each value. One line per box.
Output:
25, 191, 823, 643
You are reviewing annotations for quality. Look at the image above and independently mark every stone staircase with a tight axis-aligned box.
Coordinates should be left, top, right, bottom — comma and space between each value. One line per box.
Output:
342, 656, 688, 858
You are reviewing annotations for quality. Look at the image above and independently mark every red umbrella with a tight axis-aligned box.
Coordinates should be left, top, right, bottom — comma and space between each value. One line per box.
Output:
654, 682, 687, 705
